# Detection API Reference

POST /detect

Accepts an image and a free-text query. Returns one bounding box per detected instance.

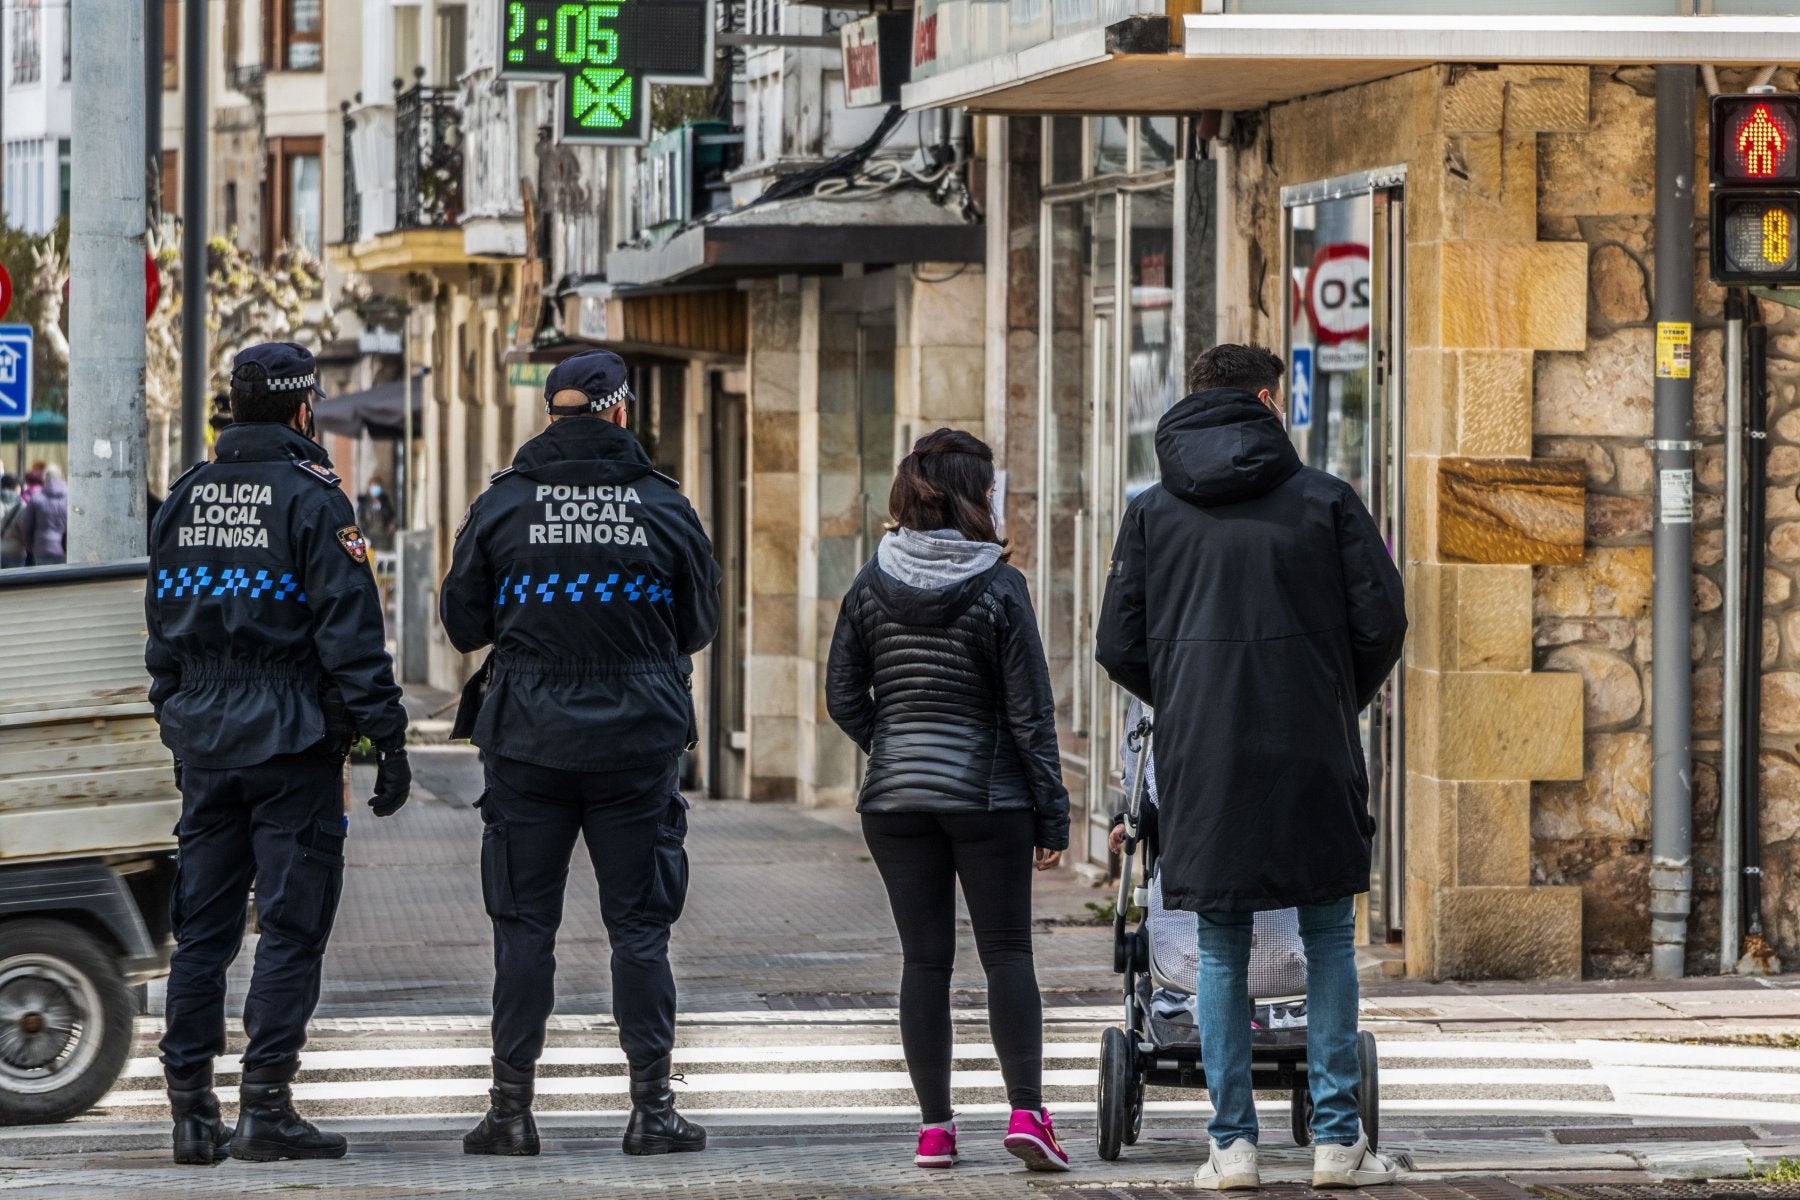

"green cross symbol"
[572,68,632,129]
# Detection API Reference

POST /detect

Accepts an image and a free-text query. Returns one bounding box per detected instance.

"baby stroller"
[1095,709,1379,1161]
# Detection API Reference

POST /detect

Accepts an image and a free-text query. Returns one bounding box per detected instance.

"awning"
[607,189,982,288]
[903,13,1800,115]
[315,375,424,441]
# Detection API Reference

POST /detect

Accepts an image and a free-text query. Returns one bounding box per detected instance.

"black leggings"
[861,809,1043,1123]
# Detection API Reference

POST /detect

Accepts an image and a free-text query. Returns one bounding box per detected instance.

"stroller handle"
[1114,716,1153,952]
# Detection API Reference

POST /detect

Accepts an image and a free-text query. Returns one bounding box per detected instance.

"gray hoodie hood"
[877,527,1002,590]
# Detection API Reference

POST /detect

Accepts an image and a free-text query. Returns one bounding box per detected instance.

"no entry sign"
[1305,243,1371,346]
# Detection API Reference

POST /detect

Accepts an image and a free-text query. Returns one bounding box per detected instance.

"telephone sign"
[1709,94,1800,284]
[499,1,714,146]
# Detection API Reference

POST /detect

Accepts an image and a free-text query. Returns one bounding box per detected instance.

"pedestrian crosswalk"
[60,1018,1800,1132]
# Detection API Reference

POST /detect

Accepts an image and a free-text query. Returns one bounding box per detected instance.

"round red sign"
[0,263,12,321]
[1304,243,1372,346]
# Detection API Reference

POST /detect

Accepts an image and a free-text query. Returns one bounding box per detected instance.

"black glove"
[369,747,412,817]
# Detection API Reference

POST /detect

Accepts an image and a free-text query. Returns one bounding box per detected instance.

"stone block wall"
[1533,67,1800,974]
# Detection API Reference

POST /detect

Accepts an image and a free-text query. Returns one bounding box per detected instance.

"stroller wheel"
[1097,1026,1134,1161]
[1125,1075,1146,1146]
[1357,1029,1380,1151]
[1289,1085,1313,1147]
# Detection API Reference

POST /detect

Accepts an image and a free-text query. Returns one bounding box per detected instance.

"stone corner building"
[890,4,1800,981]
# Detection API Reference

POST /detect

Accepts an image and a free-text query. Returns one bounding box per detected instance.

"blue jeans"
[1193,897,1360,1147]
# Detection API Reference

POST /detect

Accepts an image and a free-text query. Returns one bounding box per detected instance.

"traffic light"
[1710,94,1800,284]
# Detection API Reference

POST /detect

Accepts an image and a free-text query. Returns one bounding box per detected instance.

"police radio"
[1710,93,1800,285]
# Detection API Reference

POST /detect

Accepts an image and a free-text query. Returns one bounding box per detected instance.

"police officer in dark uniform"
[440,350,720,1158]
[146,343,412,1166]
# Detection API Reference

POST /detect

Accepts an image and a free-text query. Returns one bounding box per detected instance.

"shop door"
[1282,174,1406,941]
[1041,185,1177,866]
[708,375,748,800]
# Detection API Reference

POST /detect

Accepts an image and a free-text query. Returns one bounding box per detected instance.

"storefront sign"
[1305,243,1371,346]
[498,0,714,146]
[1290,346,1313,431]
[912,0,939,78]
[841,13,913,108]
[359,328,403,356]
[1318,342,1368,374]
[508,362,552,389]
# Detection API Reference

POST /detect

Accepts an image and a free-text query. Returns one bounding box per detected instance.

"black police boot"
[462,1057,541,1156]
[165,1063,231,1165]
[622,1056,706,1156]
[230,1061,347,1162]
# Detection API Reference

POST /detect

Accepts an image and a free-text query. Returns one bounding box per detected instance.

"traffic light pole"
[67,0,149,563]
[180,0,209,470]
[1649,64,1697,980]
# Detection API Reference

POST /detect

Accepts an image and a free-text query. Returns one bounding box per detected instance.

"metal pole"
[1650,64,1698,980]
[146,0,163,216]
[1743,317,1773,970]
[1721,296,1744,974]
[69,0,149,563]
[179,0,208,469]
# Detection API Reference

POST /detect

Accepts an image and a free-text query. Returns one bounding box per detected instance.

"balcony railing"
[341,103,361,244]
[395,77,464,232]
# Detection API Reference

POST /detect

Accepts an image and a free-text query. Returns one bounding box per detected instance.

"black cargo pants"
[478,755,688,1075]
[161,753,345,1075]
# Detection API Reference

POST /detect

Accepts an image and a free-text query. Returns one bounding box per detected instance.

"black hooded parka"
[1095,389,1407,913]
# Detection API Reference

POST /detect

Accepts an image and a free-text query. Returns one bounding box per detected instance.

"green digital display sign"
[499,1,714,146]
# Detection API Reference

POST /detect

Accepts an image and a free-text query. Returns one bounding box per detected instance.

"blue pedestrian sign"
[1290,345,1314,431]
[0,325,31,424]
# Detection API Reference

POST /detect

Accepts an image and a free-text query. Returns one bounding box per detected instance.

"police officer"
[440,350,720,1158]
[146,343,411,1166]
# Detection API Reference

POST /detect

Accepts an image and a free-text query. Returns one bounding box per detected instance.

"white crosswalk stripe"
[51,1030,1800,1136]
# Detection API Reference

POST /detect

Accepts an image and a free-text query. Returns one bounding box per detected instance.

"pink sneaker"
[1003,1108,1071,1172]
[915,1125,956,1168]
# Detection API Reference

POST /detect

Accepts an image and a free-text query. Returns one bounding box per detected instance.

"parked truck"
[0,560,178,1124]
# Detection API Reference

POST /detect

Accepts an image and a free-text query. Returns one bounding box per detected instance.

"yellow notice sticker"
[1657,321,1692,380]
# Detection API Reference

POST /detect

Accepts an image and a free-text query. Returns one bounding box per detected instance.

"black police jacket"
[825,557,1071,852]
[1095,389,1407,913]
[145,422,408,770]
[439,417,722,772]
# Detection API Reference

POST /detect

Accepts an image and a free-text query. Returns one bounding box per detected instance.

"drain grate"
[765,990,1116,1011]
[1553,1126,1758,1145]
[1533,1186,1800,1200]
[1043,1183,1542,1199]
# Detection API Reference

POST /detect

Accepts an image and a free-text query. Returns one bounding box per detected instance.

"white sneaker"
[1312,1132,1398,1189]
[1192,1137,1260,1190]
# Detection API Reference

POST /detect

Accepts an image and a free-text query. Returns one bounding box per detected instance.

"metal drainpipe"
[1650,64,1698,980]
[1721,293,1744,973]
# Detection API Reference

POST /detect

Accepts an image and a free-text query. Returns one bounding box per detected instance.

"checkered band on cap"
[591,380,630,411]
[265,373,318,393]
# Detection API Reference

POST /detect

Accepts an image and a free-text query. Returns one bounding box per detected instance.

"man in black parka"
[148,342,412,1167]
[440,350,721,1159]
[1096,344,1405,1192]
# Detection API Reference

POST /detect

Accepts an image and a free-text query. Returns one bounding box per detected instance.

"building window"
[435,3,467,82]
[265,137,323,259]
[163,0,179,89]
[223,179,236,230]
[749,0,781,36]
[264,0,323,72]
[57,138,70,221]
[4,141,49,233]
[392,4,421,81]
[11,0,41,85]
[60,4,69,81]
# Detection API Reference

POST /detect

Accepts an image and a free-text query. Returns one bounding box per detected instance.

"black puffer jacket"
[1095,389,1407,913]
[826,531,1070,851]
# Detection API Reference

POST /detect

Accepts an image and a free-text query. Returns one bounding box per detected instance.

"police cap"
[231,342,328,400]
[544,350,632,417]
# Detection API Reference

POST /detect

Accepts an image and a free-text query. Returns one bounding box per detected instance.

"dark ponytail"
[888,428,1008,557]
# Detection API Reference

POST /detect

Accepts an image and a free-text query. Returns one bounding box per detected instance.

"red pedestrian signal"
[1710,93,1800,284]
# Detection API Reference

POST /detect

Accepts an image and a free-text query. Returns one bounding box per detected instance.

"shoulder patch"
[489,466,516,483]
[455,505,474,539]
[651,469,682,490]
[335,525,371,564]
[293,459,341,487]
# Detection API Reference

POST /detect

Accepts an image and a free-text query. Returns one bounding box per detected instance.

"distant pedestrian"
[440,350,721,1160]
[825,429,1072,1174]
[356,477,397,551]
[20,465,44,504]
[0,474,26,567]
[1096,344,1407,1191]
[17,464,68,565]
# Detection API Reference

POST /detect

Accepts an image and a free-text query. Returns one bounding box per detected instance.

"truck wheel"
[0,919,134,1125]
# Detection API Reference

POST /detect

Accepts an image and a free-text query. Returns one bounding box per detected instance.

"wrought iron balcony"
[395,76,465,232]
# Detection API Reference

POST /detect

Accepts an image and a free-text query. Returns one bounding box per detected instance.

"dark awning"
[316,375,424,441]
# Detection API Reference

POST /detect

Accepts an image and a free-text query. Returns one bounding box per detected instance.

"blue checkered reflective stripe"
[156,565,305,603]
[493,572,676,607]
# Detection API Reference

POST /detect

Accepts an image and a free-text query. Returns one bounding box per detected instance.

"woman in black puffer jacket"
[826,428,1071,1173]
